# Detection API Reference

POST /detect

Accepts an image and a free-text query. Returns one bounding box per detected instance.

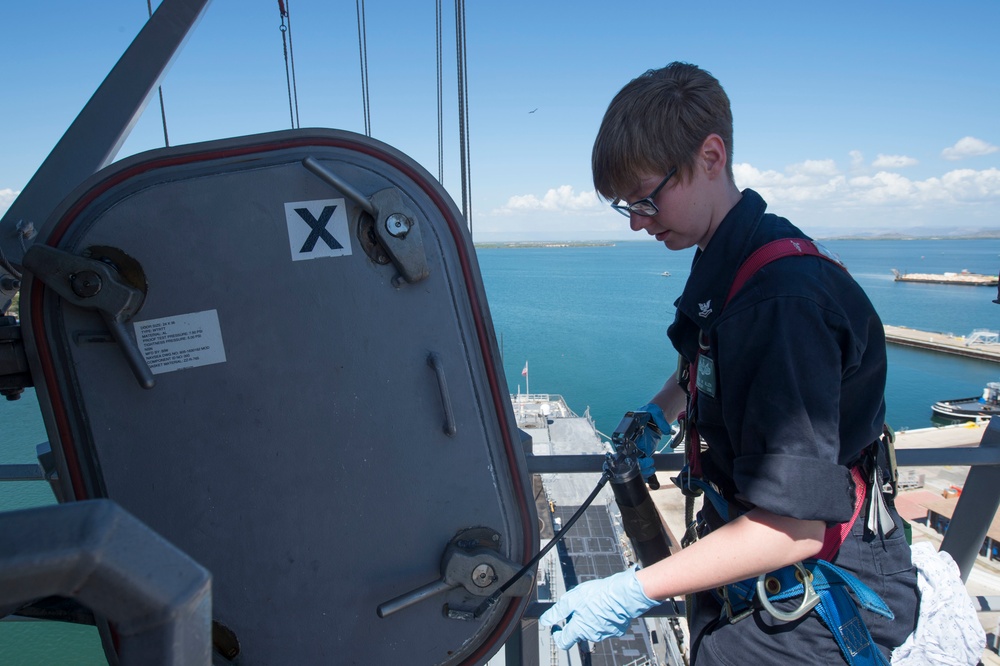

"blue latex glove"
[539,567,659,650]
[633,402,671,481]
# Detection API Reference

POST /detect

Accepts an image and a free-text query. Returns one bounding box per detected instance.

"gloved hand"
[539,567,659,650]
[633,402,671,481]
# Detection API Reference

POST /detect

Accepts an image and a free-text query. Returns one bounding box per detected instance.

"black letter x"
[295,206,342,252]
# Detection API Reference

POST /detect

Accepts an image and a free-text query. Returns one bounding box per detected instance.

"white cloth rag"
[891,542,986,665]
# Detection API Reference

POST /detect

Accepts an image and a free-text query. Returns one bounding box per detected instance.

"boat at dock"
[932,382,1000,421]
[892,268,998,286]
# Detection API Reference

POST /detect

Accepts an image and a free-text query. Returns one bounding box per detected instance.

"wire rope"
[473,471,612,618]
[454,0,472,232]
[435,0,444,184]
[356,0,372,136]
[284,0,301,128]
[277,0,298,129]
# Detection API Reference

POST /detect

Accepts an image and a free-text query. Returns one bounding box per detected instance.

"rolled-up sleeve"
[716,292,858,523]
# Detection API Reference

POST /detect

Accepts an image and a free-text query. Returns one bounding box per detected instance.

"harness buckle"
[756,562,821,623]
[720,585,755,624]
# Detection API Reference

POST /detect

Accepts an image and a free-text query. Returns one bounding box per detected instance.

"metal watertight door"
[21,129,537,665]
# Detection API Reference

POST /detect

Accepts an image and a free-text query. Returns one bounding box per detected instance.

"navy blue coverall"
[666,189,919,664]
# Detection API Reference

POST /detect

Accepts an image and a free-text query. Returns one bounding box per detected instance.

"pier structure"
[884,324,1000,363]
[892,269,998,286]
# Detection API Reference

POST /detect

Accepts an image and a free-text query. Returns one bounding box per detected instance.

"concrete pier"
[893,270,998,286]
[885,324,1000,363]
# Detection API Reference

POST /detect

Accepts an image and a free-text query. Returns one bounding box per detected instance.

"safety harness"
[673,238,899,666]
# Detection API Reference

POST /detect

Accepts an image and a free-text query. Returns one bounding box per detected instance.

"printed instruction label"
[134,310,227,375]
[284,198,353,261]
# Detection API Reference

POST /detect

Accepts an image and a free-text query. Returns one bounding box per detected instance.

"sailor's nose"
[629,213,649,232]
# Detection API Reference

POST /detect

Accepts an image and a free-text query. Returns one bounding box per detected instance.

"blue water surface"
[478,238,1000,437]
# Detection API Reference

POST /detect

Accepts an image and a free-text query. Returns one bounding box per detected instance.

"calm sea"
[1,238,998,662]
[480,238,1000,438]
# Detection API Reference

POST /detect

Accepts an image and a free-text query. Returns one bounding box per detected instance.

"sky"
[1,0,999,242]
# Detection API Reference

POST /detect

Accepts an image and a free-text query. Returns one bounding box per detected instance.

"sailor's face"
[624,170,713,251]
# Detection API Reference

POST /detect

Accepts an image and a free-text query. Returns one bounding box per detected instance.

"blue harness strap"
[684,476,894,666]
[717,560,893,666]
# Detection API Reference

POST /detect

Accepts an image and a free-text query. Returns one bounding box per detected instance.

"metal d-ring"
[756,562,820,622]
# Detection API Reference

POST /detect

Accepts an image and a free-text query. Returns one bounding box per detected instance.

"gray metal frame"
[0,0,213,312]
[941,418,1000,579]
[0,499,211,665]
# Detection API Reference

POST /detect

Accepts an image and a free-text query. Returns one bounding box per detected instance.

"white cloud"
[872,154,918,169]
[849,150,865,171]
[0,189,17,216]
[787,159,839,178]
[480,161,1000,240]
[735,162,848,202]
[495,185,603,215]
[736,160,1000,209]
[939,168,1000,201]
[942,136,998,161]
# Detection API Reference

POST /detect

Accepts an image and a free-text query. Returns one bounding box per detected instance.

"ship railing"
[503,418,1000,665]
[966,329,1000,346]
[511,392,558,403]
[518,416,1000,614]
[4,422,1000,665]
[4,423,999,585]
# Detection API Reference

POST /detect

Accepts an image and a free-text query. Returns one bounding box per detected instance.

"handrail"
[524,419,1000,584]
[0,499,211,665]
[940,418,1000,579]
[524,447,1000,474]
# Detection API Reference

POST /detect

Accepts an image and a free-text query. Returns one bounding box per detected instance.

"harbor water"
[1,237,999,663]
[480,238,1000,438]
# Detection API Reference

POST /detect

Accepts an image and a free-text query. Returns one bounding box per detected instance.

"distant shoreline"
[473,241,616,249]
[818,232,1000,241]
[474,234,1000,248]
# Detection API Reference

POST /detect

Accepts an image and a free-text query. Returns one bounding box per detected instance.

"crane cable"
[455,0,472,231]
[435,0,444,184]
[278,0,301,129]
[146,0,170,146]
[356,0,372,137]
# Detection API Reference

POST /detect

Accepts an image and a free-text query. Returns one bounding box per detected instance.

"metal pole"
[940,417,1000,581]
[0,0,213,272]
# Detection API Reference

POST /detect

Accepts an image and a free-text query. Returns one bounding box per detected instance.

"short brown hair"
[592,62,734,201]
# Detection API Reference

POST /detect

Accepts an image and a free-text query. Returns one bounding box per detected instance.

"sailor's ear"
[698,134,728,180]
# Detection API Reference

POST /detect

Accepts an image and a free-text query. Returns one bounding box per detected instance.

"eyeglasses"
[610,167,677,217]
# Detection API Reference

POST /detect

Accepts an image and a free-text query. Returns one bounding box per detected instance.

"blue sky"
[2,0,998,241]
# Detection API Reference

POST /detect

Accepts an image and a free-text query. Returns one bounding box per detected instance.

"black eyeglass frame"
[610,167,678,217]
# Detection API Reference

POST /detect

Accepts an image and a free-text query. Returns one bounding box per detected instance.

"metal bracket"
[376,528,533,619]
[301,158,429,284]
[370,187,429,284]
[23,245,155,389]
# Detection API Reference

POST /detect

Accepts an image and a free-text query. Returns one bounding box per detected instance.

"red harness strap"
[685,238,864,557]
[817,466,868,561]
[725,238,841,305]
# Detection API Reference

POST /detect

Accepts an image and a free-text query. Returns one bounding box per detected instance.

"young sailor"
[540,62,919,664]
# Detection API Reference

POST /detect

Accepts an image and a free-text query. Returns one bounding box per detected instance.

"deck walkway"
[884,324,1000,363]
